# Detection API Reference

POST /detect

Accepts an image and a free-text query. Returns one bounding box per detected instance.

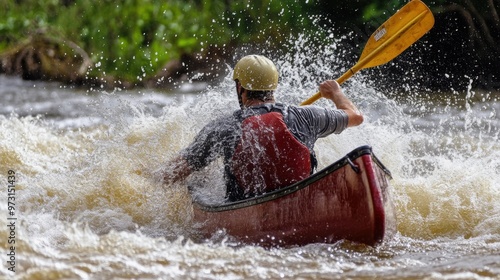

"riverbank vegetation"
[1,0,499,90]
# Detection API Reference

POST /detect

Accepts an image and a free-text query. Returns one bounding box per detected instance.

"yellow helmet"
[233,55,278,91]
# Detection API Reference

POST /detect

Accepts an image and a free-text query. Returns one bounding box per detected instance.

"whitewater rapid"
[1,41,499,278]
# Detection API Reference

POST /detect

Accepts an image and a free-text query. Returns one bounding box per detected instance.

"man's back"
[231,111,312,197]
[182,103,349,200]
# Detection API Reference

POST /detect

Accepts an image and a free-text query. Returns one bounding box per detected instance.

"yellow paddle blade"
[300,0,434,106]
[359,0,434,69]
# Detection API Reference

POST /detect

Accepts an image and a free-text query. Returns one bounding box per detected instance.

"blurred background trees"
[0,0,498,89]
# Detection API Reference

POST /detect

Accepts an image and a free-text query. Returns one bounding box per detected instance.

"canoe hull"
[192,146,395,247]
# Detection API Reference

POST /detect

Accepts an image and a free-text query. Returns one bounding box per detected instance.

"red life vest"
[231,112,311,197]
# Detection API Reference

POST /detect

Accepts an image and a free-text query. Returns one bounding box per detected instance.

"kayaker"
[158,54,363,201]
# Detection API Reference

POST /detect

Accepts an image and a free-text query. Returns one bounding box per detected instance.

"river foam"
[0,33,499,278]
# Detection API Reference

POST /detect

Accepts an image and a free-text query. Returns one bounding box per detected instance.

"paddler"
[158,54,363,201]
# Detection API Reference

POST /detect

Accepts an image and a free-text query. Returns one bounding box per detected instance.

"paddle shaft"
[301,71,353,106]
[300,4,431,106]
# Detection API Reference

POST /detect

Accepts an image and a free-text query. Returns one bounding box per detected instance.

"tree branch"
[463,0,496,45]
[444,3,484,50]
[488,0,500,33]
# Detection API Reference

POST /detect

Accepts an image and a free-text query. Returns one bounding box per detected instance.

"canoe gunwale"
[193,145,391,212]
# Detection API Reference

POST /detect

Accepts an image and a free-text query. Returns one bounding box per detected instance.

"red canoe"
[192,145,396,247]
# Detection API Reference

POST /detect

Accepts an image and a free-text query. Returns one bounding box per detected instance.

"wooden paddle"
[300,0,435,105]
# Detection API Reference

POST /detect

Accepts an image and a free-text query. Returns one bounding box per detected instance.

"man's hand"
[319,80,364,127]
[155,155,193,185]
[319,80,342,100]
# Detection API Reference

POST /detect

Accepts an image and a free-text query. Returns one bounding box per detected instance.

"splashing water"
[1,32,499,279]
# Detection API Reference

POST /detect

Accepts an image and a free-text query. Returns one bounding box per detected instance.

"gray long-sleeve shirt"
[181,102,348,199]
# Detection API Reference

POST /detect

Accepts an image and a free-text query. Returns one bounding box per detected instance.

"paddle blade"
[358,0,434,69]
[300,0,434,106]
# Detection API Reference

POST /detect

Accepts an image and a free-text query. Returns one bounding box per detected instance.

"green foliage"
[362,0,403,22]
[0,0,316,82]
[2,0,495,84]
[220,0,314,44]
[55,0,214,81]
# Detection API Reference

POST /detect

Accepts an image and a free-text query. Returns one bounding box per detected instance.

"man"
[159,54,363,201]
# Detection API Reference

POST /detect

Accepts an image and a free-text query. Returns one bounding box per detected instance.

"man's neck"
[244,99,274,108]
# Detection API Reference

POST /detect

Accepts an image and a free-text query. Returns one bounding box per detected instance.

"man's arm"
[158,155,193,185]
[319,80,364,127]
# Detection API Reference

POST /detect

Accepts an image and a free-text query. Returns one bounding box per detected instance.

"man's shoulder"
[285,104,347,123]
[284,103,324,115]
[201,111,241,131]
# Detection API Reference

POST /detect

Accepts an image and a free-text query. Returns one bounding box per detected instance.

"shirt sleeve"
[312,106,349,137]
[180,115,238,171]
[284,105,349,150]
